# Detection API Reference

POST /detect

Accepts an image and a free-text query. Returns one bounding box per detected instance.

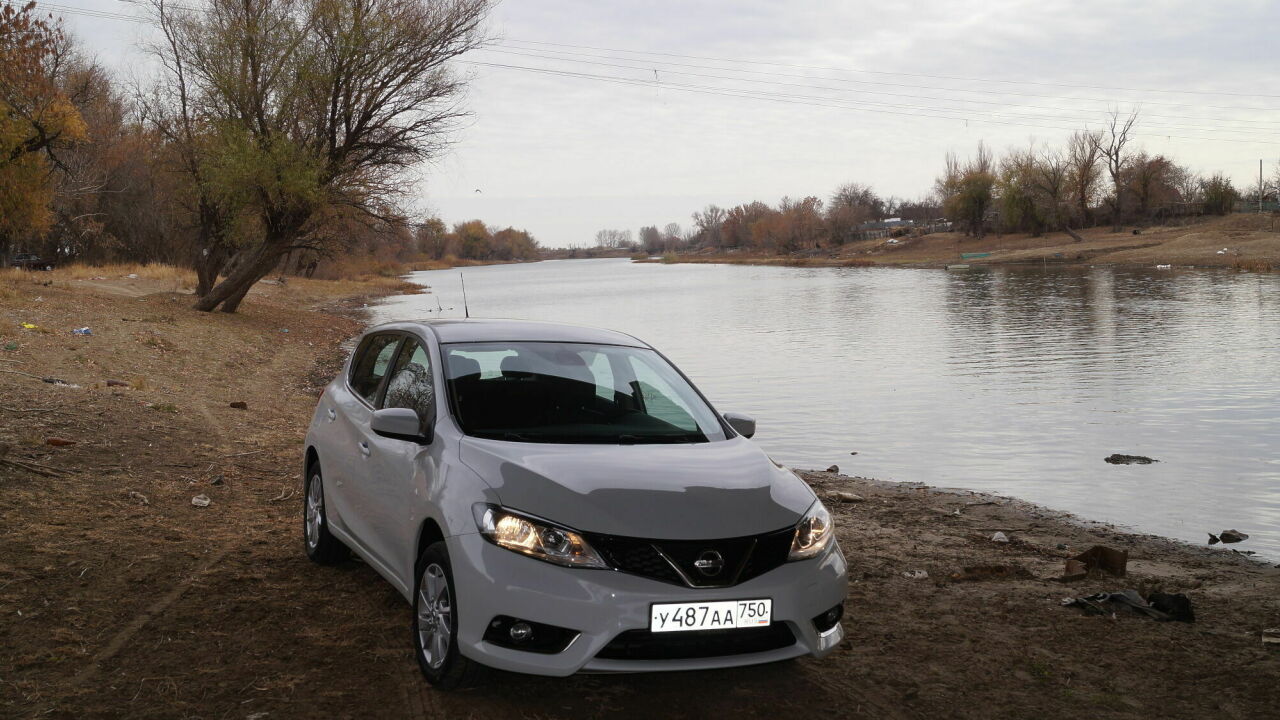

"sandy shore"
[642,214,1279,270]
[2,271,1277,718]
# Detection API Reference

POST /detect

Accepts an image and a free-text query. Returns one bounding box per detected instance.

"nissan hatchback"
[303,319,847,687]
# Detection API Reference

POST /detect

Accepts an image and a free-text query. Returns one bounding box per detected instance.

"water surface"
[373,259,1280,558]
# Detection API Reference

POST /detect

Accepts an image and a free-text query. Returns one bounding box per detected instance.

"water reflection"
[373,260,1280,558]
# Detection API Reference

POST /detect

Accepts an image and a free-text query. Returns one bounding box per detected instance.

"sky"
[41,0,1280,247]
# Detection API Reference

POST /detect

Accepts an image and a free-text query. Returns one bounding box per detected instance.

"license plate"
[649,599,772,633]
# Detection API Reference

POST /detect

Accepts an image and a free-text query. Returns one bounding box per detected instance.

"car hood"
[458,436,815,540]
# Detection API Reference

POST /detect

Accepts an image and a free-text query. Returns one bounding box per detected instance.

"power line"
[475,47,1280,132]
[463,60,1280,146]
[497,41,1280,114]
[504,38,1280,100]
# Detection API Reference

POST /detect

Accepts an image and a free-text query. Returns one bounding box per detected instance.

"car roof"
[369,319,651,348]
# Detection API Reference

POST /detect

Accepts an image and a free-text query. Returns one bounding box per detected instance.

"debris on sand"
[902,570,929,580]
[45,437,76,447]
[1062,590,1194,623]
[1105,453,1157,465]
[128,491,149,505]
[1263,628,1280,647]
[829,491,865,503]
[106,379,129,387]
[191,494,211,508]
[991,531,1010,543]
[1060,545,1128,581]
[229,401,248,410]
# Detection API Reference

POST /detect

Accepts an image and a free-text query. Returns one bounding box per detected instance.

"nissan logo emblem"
[693,550,725,577]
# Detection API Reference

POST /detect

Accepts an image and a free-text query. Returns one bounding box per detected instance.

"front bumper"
[446,532,848,676]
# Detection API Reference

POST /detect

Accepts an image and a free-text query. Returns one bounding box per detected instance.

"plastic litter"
[126,273,138,279]
[991,531,1009,543]
[128,491,149,505]
[828,491,865,503]
[902,570,929,580]
[71,327,92,335]
[3,341,17,351]
[191,494,212,508]
[20,322,38,330]
[1263,628,1280,646]
[229,401,248,410]
[45,437,75,447]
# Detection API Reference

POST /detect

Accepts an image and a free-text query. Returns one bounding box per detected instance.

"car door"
[330,332,404,561]
[360,333,439,585]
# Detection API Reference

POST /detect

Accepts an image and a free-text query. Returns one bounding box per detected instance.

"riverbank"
[639,214,1279,270]
[2,273,1278,718]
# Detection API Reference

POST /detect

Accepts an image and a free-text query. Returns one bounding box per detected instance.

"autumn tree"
[826,182,882,244]
[638,225,663,254]
[149,0,490,312]
[0,2,87,255]
[1200,173,1237,215]
[691,204,726,247]
[937,143,996,239]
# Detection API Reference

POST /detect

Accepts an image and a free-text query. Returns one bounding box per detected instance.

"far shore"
[634,214,1278,271]
[2,271,1277,718]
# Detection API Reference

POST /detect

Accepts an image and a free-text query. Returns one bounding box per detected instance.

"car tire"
[303,466,349,564]
[413,542,484,689]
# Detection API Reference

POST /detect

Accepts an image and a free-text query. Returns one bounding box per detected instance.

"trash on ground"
[1148,592,1196,622]
[1263,628,1280,646]
[41,377,69,385]
[191,494,211,508]
[229,401,248,409]
[828,491,864,503]
[280,328,290,333]
[1061,589,1194,622]
[1156,264,1172,269]
[45,437,75,447]
[128,491,149,505]
[71,327,92,335]
[991,531,1009,543]
[902,570,929,580]
[3,341,17,351]
[210,475,225,486]
[125,273,138,279]
[1105,453,1157,465]
[20,322,39,330]
[1060,545,1128,581]
[825,464,839,473]
[949,565,1030,582]
[106,379,129,387]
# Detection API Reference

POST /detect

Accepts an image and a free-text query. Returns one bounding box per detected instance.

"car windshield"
[443,341,728,444]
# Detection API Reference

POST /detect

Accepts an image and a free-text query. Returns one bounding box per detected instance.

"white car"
[303,319,847,687]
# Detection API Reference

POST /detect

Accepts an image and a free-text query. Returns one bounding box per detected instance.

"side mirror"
[723,412,756,439]
[371,407,434,445]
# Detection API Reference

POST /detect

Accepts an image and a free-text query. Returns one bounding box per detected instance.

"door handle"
[359,441,371,457]
[327,408,336,422]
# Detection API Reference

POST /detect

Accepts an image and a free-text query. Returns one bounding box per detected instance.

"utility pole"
[1261,159,1266,214]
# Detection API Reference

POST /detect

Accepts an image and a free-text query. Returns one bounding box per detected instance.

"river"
[371,259,1280,559]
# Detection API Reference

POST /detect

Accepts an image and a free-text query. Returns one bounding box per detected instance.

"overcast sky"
[53,0,1280,247]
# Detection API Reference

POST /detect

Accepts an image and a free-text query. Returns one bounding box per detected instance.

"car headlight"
[788,501,834,561]
[474,505,608,569]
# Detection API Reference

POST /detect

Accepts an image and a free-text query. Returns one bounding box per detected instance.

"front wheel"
[303,466,349,564]
[413,542,484,688]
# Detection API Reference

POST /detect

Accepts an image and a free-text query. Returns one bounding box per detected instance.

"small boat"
[946,264,970,270]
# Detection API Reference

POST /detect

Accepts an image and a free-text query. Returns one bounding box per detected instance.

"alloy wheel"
[417,563,452,669]
[305,473,323,549]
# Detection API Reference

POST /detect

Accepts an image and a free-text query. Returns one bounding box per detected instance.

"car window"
[350,334,402,404]
[383,336,435,424]
[442,341,726,444]
[626,355,700,433]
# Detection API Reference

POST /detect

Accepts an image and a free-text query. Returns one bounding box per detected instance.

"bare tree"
[1090,109,1139,231]
[1032,148,1083,241]
[1066,130,1102,229]
[691,204,726,247]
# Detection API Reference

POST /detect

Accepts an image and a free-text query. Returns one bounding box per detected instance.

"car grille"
[585,527,794,588]
[595,623,797,661]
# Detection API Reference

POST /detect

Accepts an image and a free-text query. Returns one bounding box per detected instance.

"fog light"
[812,604,844,633]
[509,622,533,642]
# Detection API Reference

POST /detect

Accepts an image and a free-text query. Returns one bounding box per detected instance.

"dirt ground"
[657,214,1280,270]
[2,272,1278,719]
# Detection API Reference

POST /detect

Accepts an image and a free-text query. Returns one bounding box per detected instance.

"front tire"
[413,542,483,689]
[303,466,349,564]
